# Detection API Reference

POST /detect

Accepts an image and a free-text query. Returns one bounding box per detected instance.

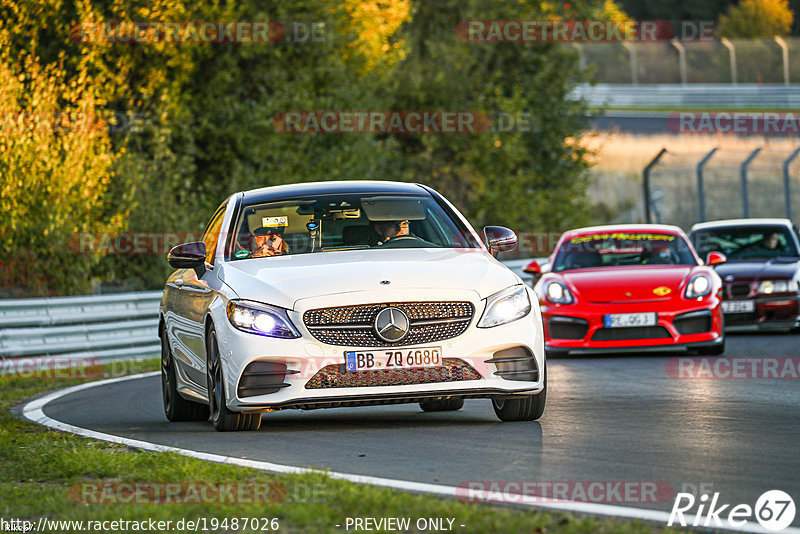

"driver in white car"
[251,226,289,257]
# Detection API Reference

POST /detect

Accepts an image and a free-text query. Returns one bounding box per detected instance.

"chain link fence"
[640,147,800,230]
[575,38,800,84]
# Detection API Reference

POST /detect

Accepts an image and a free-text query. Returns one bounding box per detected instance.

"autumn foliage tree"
[720,0,793,37]
[0,29,123,296]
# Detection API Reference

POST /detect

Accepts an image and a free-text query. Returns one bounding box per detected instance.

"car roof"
[560,224,686,241]
[690,218,793,232]
[240,180,427,204]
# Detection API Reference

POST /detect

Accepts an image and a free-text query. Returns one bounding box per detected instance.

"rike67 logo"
[669,490,796,531]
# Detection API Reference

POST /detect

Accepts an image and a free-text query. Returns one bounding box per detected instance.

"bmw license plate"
[345,347,442,372]
[603,312,657,328]
[722,300,755,314]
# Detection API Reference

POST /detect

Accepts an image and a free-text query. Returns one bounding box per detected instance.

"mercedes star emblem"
[374,307,410,342]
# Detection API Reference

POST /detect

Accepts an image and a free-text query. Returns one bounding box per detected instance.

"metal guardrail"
[573,83,800,109]
[0,291,162,362]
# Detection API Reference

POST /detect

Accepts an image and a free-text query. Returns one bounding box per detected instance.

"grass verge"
[1,359,677,533]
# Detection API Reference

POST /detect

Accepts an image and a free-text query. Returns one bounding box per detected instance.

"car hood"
[557,266,694,303]
[218,248,519,310]
[713,258,799,282]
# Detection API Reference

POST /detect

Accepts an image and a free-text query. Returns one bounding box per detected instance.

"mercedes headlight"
[685,274,712,299]
[545,281,574,304]
[758,280,791,295]
[478,285,532,328]
[226,300,300,338]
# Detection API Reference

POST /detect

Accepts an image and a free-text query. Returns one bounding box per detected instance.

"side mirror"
[523,260,541,275]
[168,241,207,273]
[706,251,726,266]
[483,226,518,257]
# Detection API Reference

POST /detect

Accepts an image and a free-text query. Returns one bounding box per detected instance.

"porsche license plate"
[345,347,442,372]
[722,300,755,314]
[603,312,658,328]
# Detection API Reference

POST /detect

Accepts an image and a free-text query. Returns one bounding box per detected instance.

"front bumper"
[723,293,800,332]
[542,297,723,353]
[213,290,546,412]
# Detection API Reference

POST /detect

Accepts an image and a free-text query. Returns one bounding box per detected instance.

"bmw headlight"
[226,300,300,338]
[758,280,791,294]
[545,281,574,304]
[478,285,532,328]
[685,274,712,299]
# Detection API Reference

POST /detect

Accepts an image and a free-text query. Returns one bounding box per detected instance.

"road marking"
[20,372,800,534]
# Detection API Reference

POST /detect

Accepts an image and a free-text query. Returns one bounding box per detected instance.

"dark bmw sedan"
[689,219,800,332]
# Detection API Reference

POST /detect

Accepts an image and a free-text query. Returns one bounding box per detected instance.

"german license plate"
[345,347,442,372]
[603,312,658,328]
[722,300,755,314]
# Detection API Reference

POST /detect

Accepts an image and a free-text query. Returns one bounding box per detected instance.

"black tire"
[492,367,546,422]
[161,326,209,422]
[696,339,725,356]
[206,328,261,432]
[419,397,464,412]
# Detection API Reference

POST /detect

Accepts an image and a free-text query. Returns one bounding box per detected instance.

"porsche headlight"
[545,281,574,304]
[478,285,532,328]
[685,274,712,299]
[758,280,791,294]
[226,300,300,338]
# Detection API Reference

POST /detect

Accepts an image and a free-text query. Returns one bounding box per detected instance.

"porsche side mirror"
[523,260,541,275]
[168,241,207,274]
[706,251,726,266]
[523,259,544,286]
[483,226,518,257]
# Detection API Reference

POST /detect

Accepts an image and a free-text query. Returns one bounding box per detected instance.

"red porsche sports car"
[532,225,725,356]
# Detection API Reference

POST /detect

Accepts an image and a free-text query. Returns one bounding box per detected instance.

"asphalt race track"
[30,333,800,527]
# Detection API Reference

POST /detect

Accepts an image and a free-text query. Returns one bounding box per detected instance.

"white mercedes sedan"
[159,181,545,431]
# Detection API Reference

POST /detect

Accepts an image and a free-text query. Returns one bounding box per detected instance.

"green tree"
[386,0,594,235]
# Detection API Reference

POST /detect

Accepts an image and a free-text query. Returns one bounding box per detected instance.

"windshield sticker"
[234,249,251,259]
[262,216,288,228]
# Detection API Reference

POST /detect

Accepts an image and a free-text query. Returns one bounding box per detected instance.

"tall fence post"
[671,40,687,85]
[721,38,737,84]
[696,147,719,223]
[572,43,586,71]
[740,148,762,218]
[623,42,639,84]
[783,147,800,219]
[775,36,790,85]
[643,148,668,223]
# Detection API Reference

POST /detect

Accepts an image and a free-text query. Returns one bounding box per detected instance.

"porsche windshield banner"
[568,233,677,252]
[570,233,676,244]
